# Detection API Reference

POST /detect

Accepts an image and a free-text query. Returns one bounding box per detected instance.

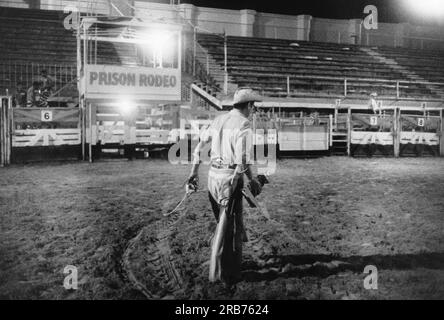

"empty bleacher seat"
[197,33,444,100]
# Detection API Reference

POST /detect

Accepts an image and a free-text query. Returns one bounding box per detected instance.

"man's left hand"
[248,178,262,197]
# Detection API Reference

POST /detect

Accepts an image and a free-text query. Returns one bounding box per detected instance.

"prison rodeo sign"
[81,65,181,101]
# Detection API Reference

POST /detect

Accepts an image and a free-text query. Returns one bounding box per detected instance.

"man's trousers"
[207,168,244,285]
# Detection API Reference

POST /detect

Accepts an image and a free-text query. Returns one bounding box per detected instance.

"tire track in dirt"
[121,191,208,299]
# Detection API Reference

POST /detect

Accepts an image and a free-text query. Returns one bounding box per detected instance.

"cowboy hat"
[232,87,262,105]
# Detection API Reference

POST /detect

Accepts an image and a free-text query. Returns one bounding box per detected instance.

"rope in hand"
[163,177,200,217]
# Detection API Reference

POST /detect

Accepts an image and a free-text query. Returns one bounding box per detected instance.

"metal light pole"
[224,32,228,95]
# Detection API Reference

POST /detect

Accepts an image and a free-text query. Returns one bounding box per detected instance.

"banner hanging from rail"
[81,65,181,101]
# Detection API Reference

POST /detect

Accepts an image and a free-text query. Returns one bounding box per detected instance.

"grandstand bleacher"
[196,33,444,100]
[377,46,444,83]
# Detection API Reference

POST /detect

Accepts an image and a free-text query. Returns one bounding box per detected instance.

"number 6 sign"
[41,110,53,122]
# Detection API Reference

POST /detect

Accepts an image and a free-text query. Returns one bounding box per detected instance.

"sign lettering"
[83,65,181,100]
[363,5,378,30]
[41,110,53,122]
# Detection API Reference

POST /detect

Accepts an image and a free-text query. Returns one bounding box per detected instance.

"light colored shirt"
[199,109,253,166]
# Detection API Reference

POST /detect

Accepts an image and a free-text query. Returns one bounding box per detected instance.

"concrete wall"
[0,0,32,8]
[408,24,444,50]
[310,18,354,44]
[193,6,243,36]
[1,0,443,50]
[255,12,311,40]
[134,1,178,22]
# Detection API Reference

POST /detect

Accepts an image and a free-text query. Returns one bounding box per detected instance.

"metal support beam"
[287,76,290,96]
[224,33,228,95]
[394,108,400,158]
[440,109,444,157]
[88,103,93,163]
[193,27,197,77]
[347,108,351,156]
[0,97,12,166]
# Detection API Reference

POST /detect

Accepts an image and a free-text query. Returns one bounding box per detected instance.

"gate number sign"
[417,118,425,127]
[41,110,53,122]
[370,116,378,126]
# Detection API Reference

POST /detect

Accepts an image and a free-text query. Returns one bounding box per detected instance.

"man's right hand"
[186,172,199,193]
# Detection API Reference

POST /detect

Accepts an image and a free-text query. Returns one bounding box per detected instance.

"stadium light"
[141,29,173,52]
[139,29,176,68]
[404,0,444,18]
[116,98,137,116]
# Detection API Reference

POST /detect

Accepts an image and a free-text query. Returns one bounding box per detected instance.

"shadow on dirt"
[241,252,444,282]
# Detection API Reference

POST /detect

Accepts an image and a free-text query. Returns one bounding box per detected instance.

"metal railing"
[184,28,227,94]
[226,74,444,100]
[0,62,77,96]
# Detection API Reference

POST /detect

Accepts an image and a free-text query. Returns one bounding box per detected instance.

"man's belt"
[211,163,236,170]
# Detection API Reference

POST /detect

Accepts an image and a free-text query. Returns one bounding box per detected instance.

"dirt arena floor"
[1,157,444,300]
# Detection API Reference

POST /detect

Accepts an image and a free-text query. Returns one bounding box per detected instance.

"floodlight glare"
[116,98,137,116]
[405,0,444,18]
[142,30,172,51]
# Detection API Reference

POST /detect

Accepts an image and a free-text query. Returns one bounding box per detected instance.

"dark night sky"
[178,0,443,25]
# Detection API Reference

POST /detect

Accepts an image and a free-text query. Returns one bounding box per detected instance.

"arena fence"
[350,112,396,157]
[253,113,332,152]
[1,103,444,164]
[340,108,443,157]
[399,110,442,157]
[12,107,80,146]
[250,106,444,157]
[1,102,180,163]
[84,104,179,160]
[3,104,81,163]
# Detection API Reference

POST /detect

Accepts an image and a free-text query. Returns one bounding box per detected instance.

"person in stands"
[27,81,42,108]
[39,69,55,92]
[13,81,27,108]
[38,70,55,107]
